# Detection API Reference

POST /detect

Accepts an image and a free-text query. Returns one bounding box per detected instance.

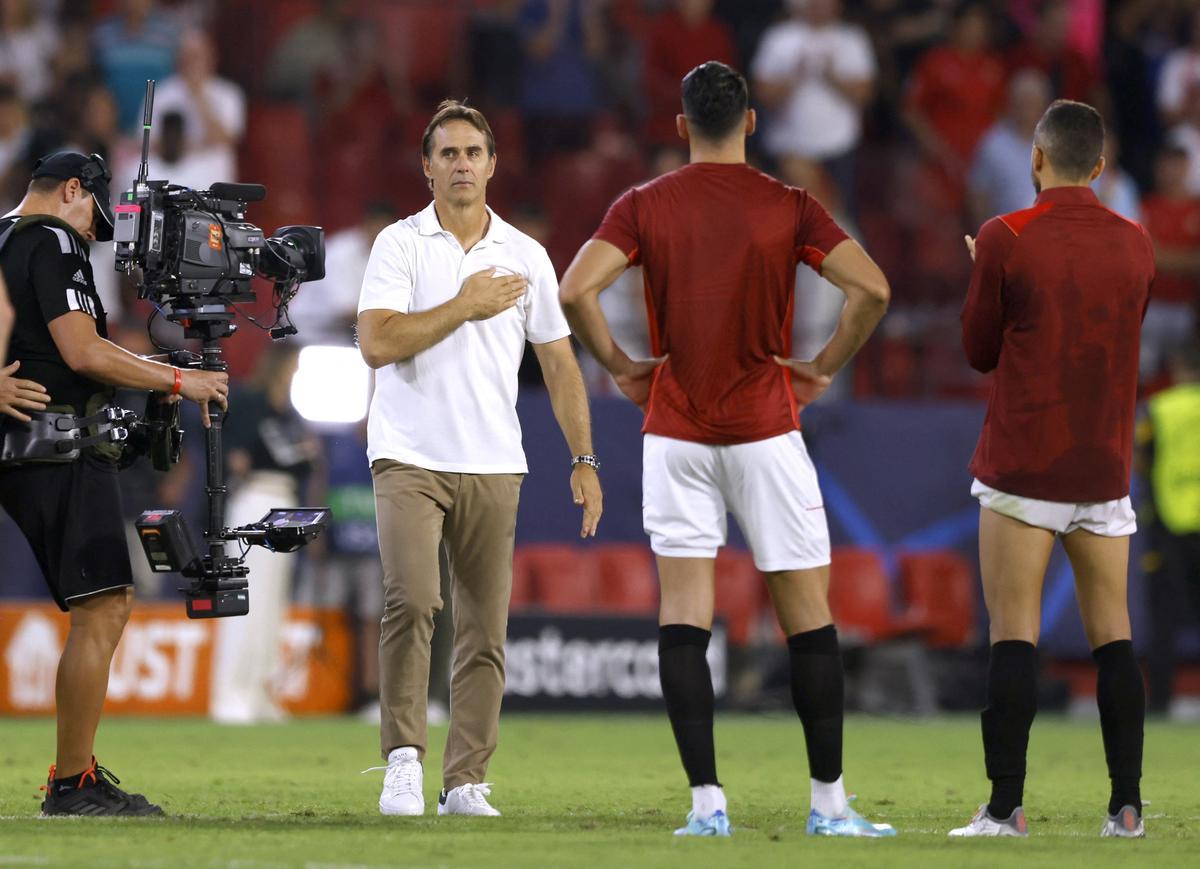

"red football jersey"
[962,186,1155,502]
[593,162,849,445]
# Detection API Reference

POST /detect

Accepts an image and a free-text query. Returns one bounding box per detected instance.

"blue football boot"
[673,809,732,836]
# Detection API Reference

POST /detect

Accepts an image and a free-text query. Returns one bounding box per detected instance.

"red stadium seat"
[898,550,977,648]
[512,544,598,613]
[376,3,468,97]
[714,549,764,647]
[239,102,315,229]
[592,544,658,615]
[829,547,929,644]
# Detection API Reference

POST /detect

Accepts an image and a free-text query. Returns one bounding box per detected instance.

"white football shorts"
[971,479,1136,537]
[642,430,831,571]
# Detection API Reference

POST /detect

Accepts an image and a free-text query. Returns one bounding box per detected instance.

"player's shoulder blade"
[996,201,1055,237]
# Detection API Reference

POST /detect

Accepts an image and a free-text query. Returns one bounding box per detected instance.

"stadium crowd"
[0,0,1197,395]
[2,0,1200,719]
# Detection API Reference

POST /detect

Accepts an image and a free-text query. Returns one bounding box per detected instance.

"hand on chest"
[413,249,531,320]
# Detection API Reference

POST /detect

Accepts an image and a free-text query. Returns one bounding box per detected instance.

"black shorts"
[0,453,133,610]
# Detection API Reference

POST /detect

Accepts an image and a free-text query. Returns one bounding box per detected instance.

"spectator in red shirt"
[560,61,894,839]
[642,0,736,148]
[952,101,1153,840]
[1139,145,1200,380]
[903,2,1006,195]
[1007,0,1100,104]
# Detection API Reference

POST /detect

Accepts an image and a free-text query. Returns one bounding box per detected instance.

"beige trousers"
[371,459,522,788]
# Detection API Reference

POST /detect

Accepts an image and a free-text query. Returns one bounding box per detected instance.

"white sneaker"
[1100,805,1145,838]
[437,783,501,816]
[948,804,1028,837]
[371,747,424,816]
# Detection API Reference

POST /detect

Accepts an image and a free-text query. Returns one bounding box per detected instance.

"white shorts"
[642,431,831,572]
[970,479,1137,537]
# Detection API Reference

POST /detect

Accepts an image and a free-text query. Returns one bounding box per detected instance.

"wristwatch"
[571,454,600,471]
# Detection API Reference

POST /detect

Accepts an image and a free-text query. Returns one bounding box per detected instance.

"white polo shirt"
[358,202,570,474]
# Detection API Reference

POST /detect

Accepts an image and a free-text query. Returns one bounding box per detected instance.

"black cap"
[31,151,115,242]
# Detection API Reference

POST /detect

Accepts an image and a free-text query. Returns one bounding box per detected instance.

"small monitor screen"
[260,508,329,528]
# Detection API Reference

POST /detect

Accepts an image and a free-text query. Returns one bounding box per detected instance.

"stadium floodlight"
[290,345,370,424]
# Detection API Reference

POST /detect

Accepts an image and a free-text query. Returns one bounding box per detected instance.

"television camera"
[116,80,330,618]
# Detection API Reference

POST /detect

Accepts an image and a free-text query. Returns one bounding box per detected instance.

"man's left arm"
[527,247,603,538]
[532,337,602,538]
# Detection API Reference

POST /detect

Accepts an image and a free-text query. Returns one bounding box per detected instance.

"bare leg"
[55,588,133,777]
[657,556,715,628]
[979,508,1055,644]
[976,507,1055,819]
[1062,530,1132,648]
[764,565,831,635]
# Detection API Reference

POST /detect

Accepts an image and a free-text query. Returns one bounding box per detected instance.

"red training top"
[593,162,849,445]
[962,186,1155,502]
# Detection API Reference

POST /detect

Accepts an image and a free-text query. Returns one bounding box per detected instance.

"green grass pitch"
[0,714,1196,867]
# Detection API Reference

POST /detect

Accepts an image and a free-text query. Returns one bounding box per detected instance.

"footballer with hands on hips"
[952,101,1153,840]
[356,101,601,819]
[559,62,894,838]
[0,151,228,817]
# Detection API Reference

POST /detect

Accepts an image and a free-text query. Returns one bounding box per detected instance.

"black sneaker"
[40,758,164,817]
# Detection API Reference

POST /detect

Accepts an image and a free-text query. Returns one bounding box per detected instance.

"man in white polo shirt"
[356,101,602,818]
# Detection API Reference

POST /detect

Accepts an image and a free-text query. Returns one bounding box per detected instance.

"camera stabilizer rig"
[120,80,330,618]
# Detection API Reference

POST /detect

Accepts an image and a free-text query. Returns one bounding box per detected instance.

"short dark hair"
[1034,99,1105,180]
[421,100,496,159]
[27,176,62,194]
[681,61,748,141]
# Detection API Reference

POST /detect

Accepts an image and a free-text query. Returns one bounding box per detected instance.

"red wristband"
[171,367,183,395]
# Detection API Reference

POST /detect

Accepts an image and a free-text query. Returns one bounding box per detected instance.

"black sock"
[1093,639,1144,816]
[659,624,719,787]
[52,771,86,794]
[787,624,844,784]
[982,640,1038,819]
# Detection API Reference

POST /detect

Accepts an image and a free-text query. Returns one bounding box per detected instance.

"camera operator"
[0,151,228,817]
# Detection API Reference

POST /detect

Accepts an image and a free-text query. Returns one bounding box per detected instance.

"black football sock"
[51,771,86,794]
[1093,639,1144,816]
[659,624,719,787]
[982,640,1038,819]
[787,624,844,784]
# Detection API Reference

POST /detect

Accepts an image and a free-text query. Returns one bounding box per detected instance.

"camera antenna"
[138,80,155,188]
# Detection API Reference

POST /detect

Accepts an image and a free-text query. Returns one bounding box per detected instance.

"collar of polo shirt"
[417,203,510,246]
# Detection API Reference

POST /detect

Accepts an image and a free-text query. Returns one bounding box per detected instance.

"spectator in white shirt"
[0,0,60,103]
[288,201,399,346]
[751,0,875,213]
[1158,9,1200,129]
[142,28,245,185]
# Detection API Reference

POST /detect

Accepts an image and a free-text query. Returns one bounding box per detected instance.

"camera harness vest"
[0,214,128,465]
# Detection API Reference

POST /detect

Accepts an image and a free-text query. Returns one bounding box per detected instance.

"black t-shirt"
[223,386,316,486]
[0,215,110,415]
